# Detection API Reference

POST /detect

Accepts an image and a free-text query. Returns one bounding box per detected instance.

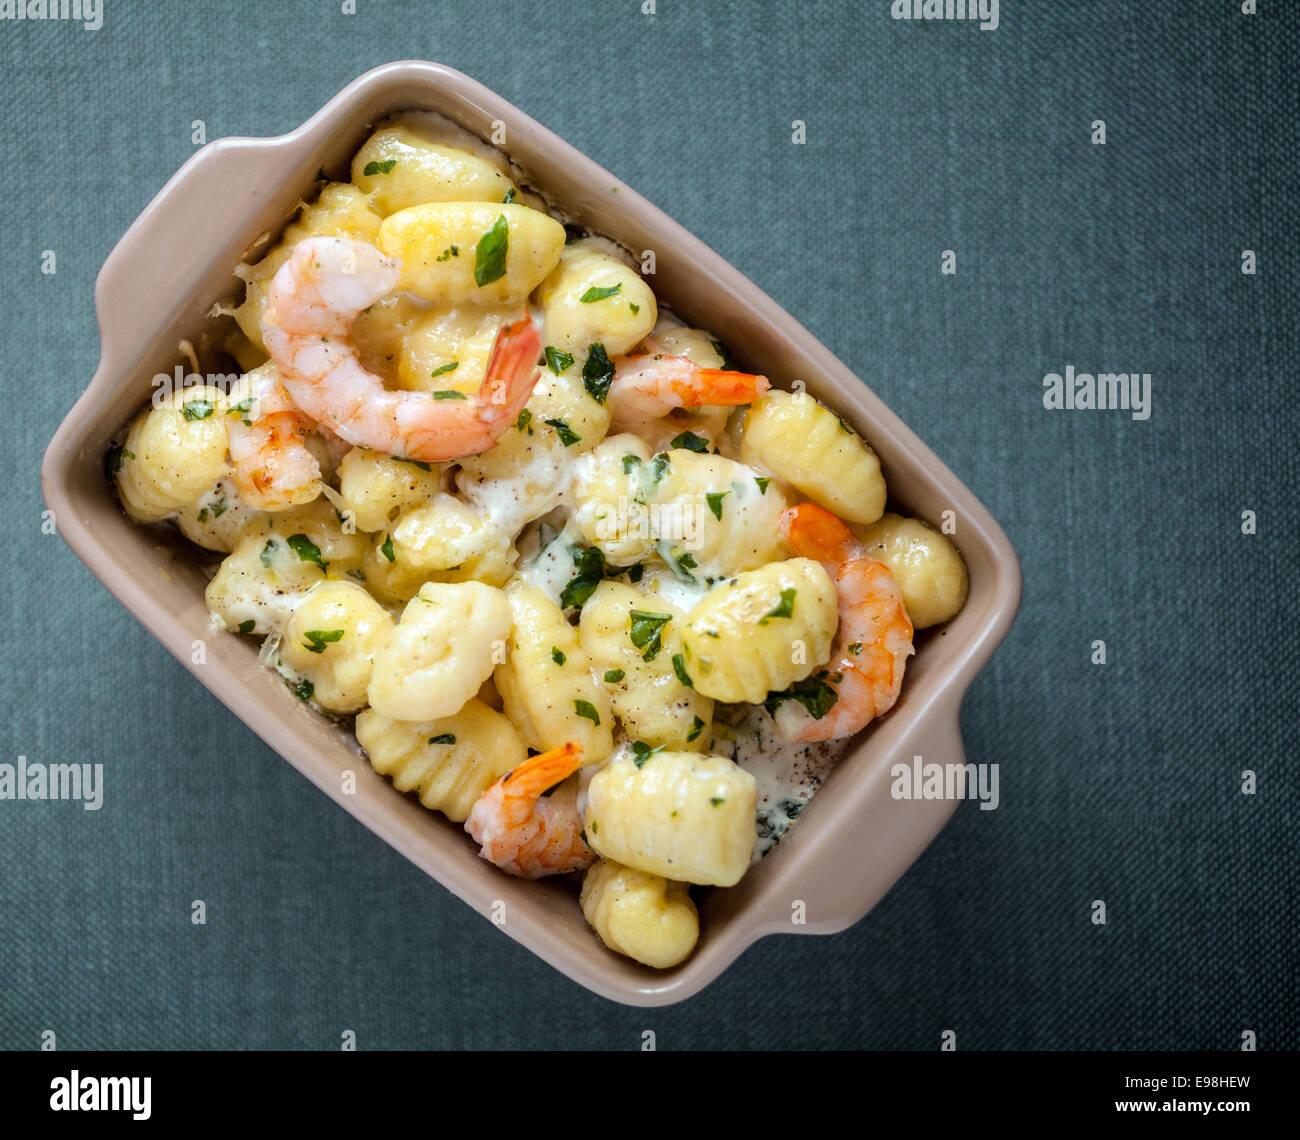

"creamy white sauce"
[717,705,847,862]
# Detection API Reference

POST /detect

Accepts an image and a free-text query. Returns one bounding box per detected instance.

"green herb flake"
[237,620,255,634]
[429,361,460,379]
[432,388,467,399]
[427,733,456,746]
[628,610,672,662]
[755,476,771,494]
[197,508,209,523]
[380,534,395,563]
[647,452,671,486]
[581,343,615,404]
[672,653,694,688]
[603,669,625,684]
[710,796,726,807]
[287,533,326,570]
[545,418,581,446]
[686,715,705,743]
[710,339,735,370]
[706,490,729,520]
[560,546,606,610]
[473,214,510,287]
[621,454,642,474]
[628,564,645,584]
[629,302,640,315]
[545,346,575,374]
[765,675,839,721]
[211,498,228,518]
[515,407,533,434]
[290,677,315,702]
[303,629,345,654]
[574,699,601,726]
[551,646,567,666]
[669,431,709,453]
[761,587,797,623]
[182,399,216,421]
[363,159,397,176]
[503,187,517,204]
[259,539,279,568]
[579,283,622,303]
[631,740,667,768]
[435,244,460,262]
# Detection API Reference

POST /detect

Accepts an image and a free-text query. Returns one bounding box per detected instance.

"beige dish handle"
[743,699,968,939]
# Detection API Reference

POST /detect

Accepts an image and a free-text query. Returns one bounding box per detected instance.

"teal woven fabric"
[4,0,1296,1049]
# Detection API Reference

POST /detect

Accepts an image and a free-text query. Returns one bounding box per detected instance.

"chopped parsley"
[710,339,735,370]
[106,445,133,473]
[226,397,254,425]
[428,733,456,746]
[560,546,607,609]
[646,452,671,486]
[259,539,279,568]
[286,533,326,570]
[432,389,467,399]
[706,490,729,520]
[755,476,771,494]
[289,677,314,702]
[671,653,694,688]
[761,587,797,623]
[658,543,697,584]
[237,620,255,634]
[669,431,709,453]
[362,159,397,176]
[182,399,215,421]
[545,417,581,446]
[686,715,705,743]
[379,533,395,563]
[629,302,640,315]
[435,244,460,262]
[765,675,839,721]
[574,699,601,726]
[392,456,432,470]
[302,629,345,654]
[581,343,615,403]
[579,284,622,303]
[628,610,671,662]
[621,453,642,474]
[545,346,575,374]
[473,214,510,287]
[515,407,533,434]
[551,646,566,666]
[710,796,726,807]
[603,669,625,684]
[631,740,667,768]
[503,187,517,204]
[429,361,460,379]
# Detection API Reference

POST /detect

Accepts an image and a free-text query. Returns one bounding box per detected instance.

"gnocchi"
[580,859,699,969]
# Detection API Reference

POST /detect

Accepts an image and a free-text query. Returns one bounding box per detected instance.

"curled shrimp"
[464,742,594,879]
[227,363,322,511]
[608,353,770,434]
[774,502,914,742]
[262,236,542,463]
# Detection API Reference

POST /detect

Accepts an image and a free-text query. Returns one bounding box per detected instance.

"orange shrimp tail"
[779,502,864,563]
[680,369,770,408]
[477,315,542,425]
[499,742,584,798]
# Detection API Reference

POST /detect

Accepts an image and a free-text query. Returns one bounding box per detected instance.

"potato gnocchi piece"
[377,202,565,305]
[114,385,231,523]
[241,499,367,576]
[569,434,657,564]
[367,581,511,722]
[585,752,758,887]
[578,580,713,751]
[397,303,516,395]
[645,449,792,578]
[740,389,886,524]
[458,369,612,536]
[391,493,517,588]
[647,324,728,368]
[356,699,526,822]
[351,123,517,216]
[234,182,382,354]
[580,859,699,969]
[681,558,837,704]
[494,581,614,760]
[337,447,448,534]
[205,531,326,635]
[853,513,969,629]
[175,476,266,553]
[536,238,657,362]
[280,581,395,713]
[351,293,429,389]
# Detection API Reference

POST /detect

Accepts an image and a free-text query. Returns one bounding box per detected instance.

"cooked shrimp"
[227,363,322,511]
[262,236,542,462]
[608,353,770,433]
[774,502,914,742]
[464,742,594,878]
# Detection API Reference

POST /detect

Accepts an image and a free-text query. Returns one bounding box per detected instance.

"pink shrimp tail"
[779,502,864,565]
[476,315,543,431]
[680,368,770,408]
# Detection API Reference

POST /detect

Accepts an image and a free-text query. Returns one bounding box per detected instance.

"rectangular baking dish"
[41,60,1021,1006]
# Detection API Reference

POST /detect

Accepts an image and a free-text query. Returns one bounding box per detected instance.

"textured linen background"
[4,0,1297,1049]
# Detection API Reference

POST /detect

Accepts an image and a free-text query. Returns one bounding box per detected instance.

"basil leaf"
[473,214,510,286]
[560,546,606,609]
[581,343,614,403]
